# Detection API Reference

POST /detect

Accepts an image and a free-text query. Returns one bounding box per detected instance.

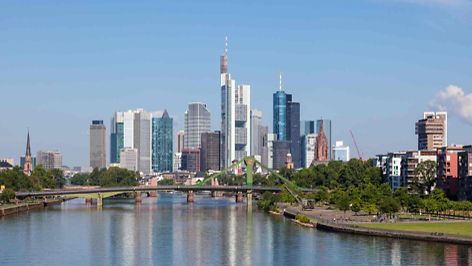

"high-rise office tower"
[272,140,291,170]
[301,120,315,136]
[273,75,288,141]
[287,101,301,168]
[316,119,332,160]
[36,150,62,170]
[251,109,267,159]
[181,148,201,172]
[90,120,107,169]
[416,111,447,151]
[176,130,185,153]
[200,131,221,171]
[134,109,152,175]
[220,38,251,167]
[110,112,124,164]
[184,102,211,149]
[272,74,301,167]
[304,133,317,168]
[23,131,33,175]
[266,133,277,169]
[152,110,173,172]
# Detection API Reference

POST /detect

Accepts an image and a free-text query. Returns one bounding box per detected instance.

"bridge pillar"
[246,192,253,206]
[97,194,103,207]
[135,192,142,203]
[235,191,244,203]
[187,190,194,203]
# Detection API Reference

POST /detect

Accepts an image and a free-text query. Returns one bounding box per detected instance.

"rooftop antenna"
[225,36,228,56]
[279,72,282,91]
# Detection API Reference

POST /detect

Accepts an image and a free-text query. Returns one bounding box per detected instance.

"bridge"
[15,156,313,208]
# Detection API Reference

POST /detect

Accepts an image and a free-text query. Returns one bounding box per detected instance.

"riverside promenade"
[282,205,472,246]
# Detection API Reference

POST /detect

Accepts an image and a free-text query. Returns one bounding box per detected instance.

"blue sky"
[1,0,472,168]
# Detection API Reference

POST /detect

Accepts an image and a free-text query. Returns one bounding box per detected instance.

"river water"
[0,193,471,266]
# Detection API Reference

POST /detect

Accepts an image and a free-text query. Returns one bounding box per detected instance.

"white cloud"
[431,85,472,125]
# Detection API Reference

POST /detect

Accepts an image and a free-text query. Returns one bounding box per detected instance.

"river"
[0,193,471,265]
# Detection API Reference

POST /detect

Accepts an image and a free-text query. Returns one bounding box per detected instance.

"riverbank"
[282,206,472,245]
[0,199,65,217]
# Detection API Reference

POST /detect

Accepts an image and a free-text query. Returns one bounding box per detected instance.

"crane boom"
[350,130,364,161]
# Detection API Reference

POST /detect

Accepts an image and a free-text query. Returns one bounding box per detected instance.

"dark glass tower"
[273,91,288,141]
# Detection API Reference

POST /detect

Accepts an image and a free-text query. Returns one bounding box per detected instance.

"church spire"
[25,130,31,157]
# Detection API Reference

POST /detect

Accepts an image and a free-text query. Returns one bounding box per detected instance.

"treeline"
[0,166,65,192]
[70,167,139,187]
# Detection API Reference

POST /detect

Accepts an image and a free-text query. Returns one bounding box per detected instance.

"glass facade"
[152,112,173,172]
[273,91,287,141]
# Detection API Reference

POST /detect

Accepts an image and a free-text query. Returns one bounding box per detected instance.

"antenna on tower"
[225,36,228,55]
[279,72,283,91]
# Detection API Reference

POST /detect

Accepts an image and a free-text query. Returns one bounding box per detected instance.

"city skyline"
[1,1,472,168]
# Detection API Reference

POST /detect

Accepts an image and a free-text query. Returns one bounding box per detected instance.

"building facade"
[437,145,463,199]
[36,150,62,170]
[181,148,201,173]
[23,131,33,175]
[266,133,277,169]
[134,109,152,175]
[200,131,221,171]
[110,112,124,164]
[272,140,291,170]
[120,148,138,172]
[90,120,107,169]
[332,141,350,162]
[152,110,173,172]
[185,102,211,149]
[303,133,317,168]
[416,112,447,151]
[176,130,185,153]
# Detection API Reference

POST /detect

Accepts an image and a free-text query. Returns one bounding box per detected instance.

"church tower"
[23,131,33,176]
[314,120,329,163]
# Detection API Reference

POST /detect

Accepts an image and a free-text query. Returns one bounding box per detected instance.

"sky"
[1,0,472,168]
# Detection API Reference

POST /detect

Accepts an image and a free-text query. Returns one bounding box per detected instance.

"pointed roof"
[162,109,170,119]
[25,131,31,157]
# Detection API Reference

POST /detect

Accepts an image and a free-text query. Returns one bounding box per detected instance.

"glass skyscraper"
[273,91,288,141]
[110,112,124,164]
[152,110,173,172]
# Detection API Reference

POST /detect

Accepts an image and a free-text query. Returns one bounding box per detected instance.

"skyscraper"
[416,111,447,151]
[301,120,316,167]
[152,110,173,172]
[134,109,152,175]
[273,75,288,141]
[181,148,201,172]
[316,119,332,160]
[287,101,301,168]
[220,38,251,167]
[272,74,301,167]
[272,140,291,170]
[184,102,211,149]
[176,130,185,153]
[120,148,138,172]
[23,131,33,175]
[90,120,107,169]
[251,109,263,157]
[303,133,317,168]
[110,112,124,164]
[200,131,221,171]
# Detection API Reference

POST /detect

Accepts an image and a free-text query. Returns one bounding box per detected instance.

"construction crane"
[350,130,364,161]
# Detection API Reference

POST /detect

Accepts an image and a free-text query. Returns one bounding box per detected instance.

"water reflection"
[0,194,471,266]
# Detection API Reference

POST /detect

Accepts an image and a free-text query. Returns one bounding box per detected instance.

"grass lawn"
[358,222,472,237]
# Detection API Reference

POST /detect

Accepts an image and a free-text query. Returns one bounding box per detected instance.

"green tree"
[413,160,436,195]
[0,188,16,203]
[50,169,66,188]
[336,192,351,214]
[158,179,175,185]
[393,187,409,209]
[351,198,362,215]
[362,203,378,215]
[406,194,423,214]
[378,196,400,218]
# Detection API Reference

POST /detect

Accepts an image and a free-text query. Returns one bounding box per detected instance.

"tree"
[362,203,378,215]
[378,196,400,218]
[158,179,175,185]
[50,169,66,188]
[413,160,436,195]
[393,187,409,210]
[336,192,350,214]
[351,199,362,215]
[0,188,15,203]
[406,194,423,214]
